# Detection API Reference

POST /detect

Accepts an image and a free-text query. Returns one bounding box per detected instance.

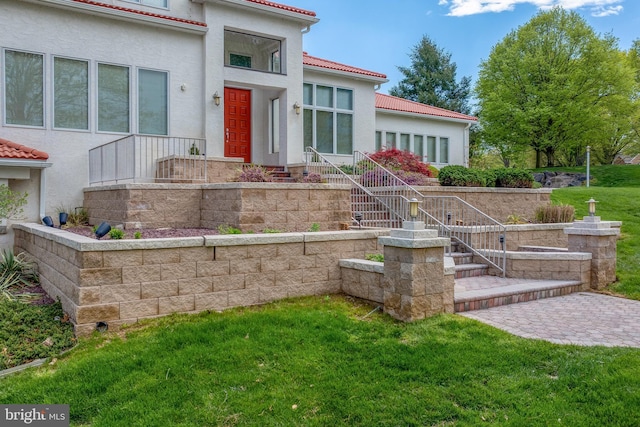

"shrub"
[493,168,534,188]
[218,224,242,234]
[1,250,38,301]
[535,204,575,223]
[237,165,272,182]
[0,184,27,221]
[302,172,322,183]
[438,165,485,187]
[308,223,320,232]
[365,253,384,262]
[368,148,433,176]
[109,228,125,240]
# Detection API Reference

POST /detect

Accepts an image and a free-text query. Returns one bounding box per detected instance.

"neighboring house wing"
[374,93,477,167]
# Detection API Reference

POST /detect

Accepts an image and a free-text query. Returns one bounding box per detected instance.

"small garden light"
[354,212,363,228]
[409,198,419,221]
[587,198,598,217]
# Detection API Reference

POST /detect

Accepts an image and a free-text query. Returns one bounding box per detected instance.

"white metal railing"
[89,135,206,185]
[304,147,506,275]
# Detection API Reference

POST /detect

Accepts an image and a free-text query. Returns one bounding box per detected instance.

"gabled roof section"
[303,53,388,82]
[0,138,49,161]
[244,0,316,17]
[375,93,478,123]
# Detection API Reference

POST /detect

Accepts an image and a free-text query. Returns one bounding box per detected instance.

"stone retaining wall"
[13,224,385,336]
[84,183,352,232]
[416,186,553,223]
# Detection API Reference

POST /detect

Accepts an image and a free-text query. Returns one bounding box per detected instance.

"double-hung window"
[138,68,168,135]
[303,83,353,155]
[98,63,130,133]
[54,57,89,130]
[4,49,44,127]
[125,0,168,8]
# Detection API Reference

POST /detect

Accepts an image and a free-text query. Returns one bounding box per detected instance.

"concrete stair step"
[454,263,488,279]
[454,278,583,313]
[450,252,474,265]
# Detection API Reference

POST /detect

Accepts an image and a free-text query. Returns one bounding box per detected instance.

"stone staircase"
[262,165,296,183]
[451,246,583,313]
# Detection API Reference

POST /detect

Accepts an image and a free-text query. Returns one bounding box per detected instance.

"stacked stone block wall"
[84,183,352,233]
[13,224,385,336]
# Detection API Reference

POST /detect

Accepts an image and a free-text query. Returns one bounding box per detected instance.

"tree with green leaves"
[390,35,472,115]
[475,8,638,168]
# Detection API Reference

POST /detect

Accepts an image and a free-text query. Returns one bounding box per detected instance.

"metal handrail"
[305,147,506,276]
[89,135,206,185]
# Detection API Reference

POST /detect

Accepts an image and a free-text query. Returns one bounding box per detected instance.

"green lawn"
[1,296,639,426]
[546,165,640,299]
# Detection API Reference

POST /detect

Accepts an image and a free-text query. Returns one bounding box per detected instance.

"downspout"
[39,168,47,219]
[463,123,470,168]
[301,25,311,34]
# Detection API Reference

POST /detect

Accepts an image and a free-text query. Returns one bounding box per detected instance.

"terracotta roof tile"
[0,138,49,161]
[303,52,387,80]
[375,93,478,122]
[72,0,208,27]
[245,0,316,17]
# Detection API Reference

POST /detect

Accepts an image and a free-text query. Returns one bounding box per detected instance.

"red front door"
[224,88,251,163]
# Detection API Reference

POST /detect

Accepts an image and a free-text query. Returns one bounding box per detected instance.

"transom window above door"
[224,30,283,74]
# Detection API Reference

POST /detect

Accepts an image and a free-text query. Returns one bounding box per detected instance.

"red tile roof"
[72,0,208,27]
[375,93,478,122]
[303,52,387,80]
[245,0,316,17]
[0,138,49,161]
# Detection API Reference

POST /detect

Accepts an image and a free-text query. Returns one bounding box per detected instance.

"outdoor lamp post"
[587,198,598,217]
[586,146,591,188]
[409,198,419,221]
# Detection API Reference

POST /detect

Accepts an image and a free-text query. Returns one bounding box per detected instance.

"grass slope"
[1,297,639,426]
[545,165,640,299]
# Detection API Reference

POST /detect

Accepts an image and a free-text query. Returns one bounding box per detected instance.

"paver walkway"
[460,292,640,348]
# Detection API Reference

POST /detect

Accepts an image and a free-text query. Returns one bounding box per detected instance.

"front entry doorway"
[224,87,251,163]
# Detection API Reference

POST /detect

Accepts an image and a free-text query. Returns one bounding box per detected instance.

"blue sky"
[284,0,640,96]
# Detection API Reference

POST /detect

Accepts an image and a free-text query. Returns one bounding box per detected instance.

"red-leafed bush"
[367,148,433,177]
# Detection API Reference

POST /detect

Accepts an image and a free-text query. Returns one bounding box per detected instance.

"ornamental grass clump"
[535,204,575,223]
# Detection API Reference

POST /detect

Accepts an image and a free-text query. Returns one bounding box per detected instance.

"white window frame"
[122,0,169,10]
[96,62,131,135]
[303,83,354,155]
[137,67,169,136]
[3,48,45,129]
[52,55,90,132]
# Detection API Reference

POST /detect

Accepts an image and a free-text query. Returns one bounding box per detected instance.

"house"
[0,0,476,248]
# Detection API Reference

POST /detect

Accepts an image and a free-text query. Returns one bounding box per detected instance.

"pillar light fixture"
[409,198,419,220]
[587,198,598,217]
[213,91,221,106]
[293,101,301,115]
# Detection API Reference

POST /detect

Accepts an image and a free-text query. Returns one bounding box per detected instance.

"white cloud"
[590,5,623,16]
[443,0,624,17]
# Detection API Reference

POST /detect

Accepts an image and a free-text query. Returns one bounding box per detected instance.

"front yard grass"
[552,186,640,299]
[1,295,639,426]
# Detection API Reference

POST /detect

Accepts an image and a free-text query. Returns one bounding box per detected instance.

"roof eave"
[304,65,388,84]
[209,0,319,25]
[21,0,209,35]
[376,107,478,124]
[0,159,52,169]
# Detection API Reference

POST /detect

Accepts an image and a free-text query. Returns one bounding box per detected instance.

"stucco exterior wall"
[0,0,206,214]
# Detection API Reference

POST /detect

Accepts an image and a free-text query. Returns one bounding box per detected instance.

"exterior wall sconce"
[213,91,221,106]
[293,101,301,115]
[409,198,419,220]
[587,198,598,217]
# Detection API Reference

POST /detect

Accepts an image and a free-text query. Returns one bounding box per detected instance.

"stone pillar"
[564,216,620,290]
[378,221,452,322]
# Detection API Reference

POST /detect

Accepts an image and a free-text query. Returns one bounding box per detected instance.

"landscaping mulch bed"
[64,226,217,240]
